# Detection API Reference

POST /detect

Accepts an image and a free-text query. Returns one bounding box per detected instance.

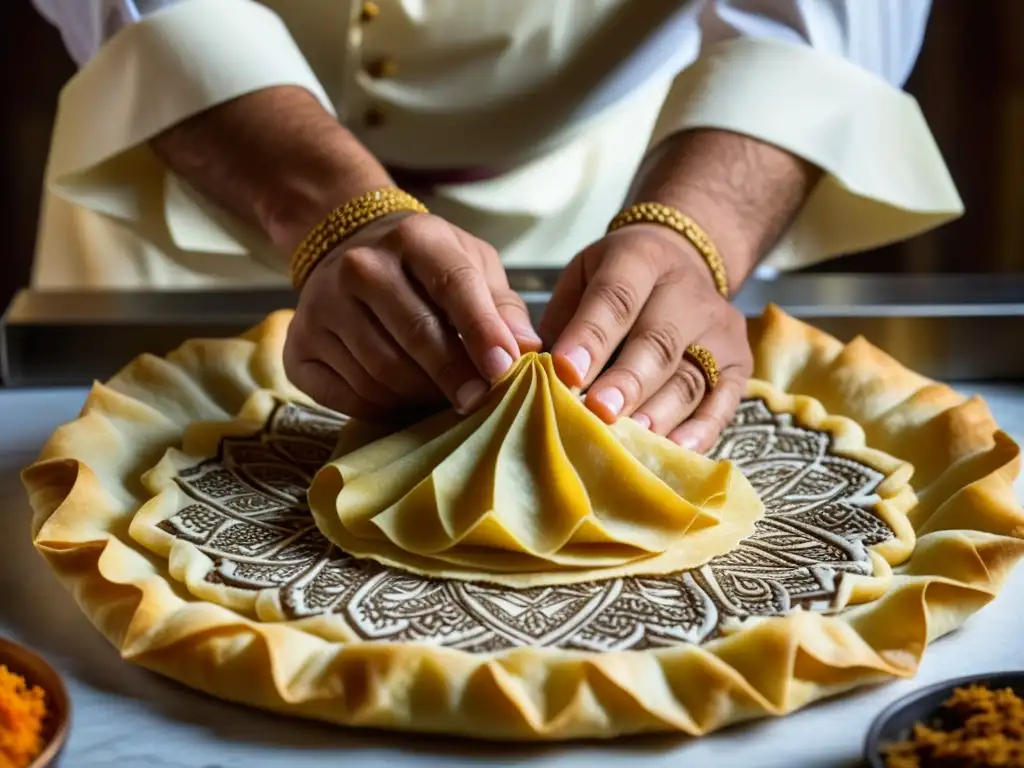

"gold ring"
[685,344,719,389]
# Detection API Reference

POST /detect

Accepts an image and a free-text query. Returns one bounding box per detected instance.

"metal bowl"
[863,671,1024,768]
[0,637,70,768]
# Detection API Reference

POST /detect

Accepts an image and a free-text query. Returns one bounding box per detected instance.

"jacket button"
[360,1,380,22]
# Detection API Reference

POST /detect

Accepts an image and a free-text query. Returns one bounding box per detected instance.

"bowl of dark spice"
[865,671,1024,767]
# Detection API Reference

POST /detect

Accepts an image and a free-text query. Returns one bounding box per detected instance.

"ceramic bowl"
[863,670,1024,767]
[0,637,70,768]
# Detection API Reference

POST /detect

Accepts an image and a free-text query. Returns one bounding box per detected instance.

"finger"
[342,247,489,414]
[583,284,691,423]
[668,367,746,453]
[549,251,658,390]
[628,358,707,438]
[284,307,370,417]
[313,331,404,407]
[537,255,584,347]
[493,286,543,353]
[285,359,386,421]
[467,235,543,353]
[371,285,486,414]
[343,303,443,402]
[396,216,521,382]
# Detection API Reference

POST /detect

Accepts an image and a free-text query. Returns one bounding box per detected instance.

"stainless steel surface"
[3,274,1024,386]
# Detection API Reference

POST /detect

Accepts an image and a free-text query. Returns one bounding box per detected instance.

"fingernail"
[632,413,652,430]
[455,379,489,413]
[481,346,515,381]
[510,322,542,344]
[564,346,591,381]
[677,433,701,452]
[594,387,624,417]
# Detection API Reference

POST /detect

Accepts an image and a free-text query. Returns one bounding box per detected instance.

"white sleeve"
[700,0,932,87]
[30,0,185,66]
[40,0,334,265]
[649,0,963,272]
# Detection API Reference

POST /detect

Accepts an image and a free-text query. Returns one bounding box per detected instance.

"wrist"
[628,128,821,291]
[620,223,723,295]
[151,85,393,257]
[291,197,429,290]
[607,204,729,298]
[637,188,758,293]
[257,151,393,254]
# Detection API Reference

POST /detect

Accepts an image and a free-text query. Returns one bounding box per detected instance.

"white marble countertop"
[2,384,1023,768]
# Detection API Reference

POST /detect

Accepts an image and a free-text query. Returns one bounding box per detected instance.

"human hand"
[284,212,542,420]
[540,224,753,452]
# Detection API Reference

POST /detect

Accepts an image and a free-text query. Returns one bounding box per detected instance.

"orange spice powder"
[0,665,48,768]
[884,684,1024,767]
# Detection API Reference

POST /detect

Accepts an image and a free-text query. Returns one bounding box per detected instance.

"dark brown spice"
[883,684,1024,767]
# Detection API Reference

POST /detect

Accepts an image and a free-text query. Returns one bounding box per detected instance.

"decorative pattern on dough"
[153,396,895,651]
[23,307,1024,741]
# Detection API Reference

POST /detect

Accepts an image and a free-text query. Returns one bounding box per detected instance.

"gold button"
[366,57,398,79]
[363,106,386,128]
[360,1,380,22]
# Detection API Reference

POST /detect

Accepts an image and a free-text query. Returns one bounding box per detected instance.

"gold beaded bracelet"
[607,202,729,299]
[290,187,429,289]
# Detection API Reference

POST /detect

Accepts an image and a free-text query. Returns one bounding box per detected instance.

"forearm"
[629,129,821,292]
[150,85,391,255]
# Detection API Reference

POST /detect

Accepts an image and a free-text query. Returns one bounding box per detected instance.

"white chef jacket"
[31,0,963,289]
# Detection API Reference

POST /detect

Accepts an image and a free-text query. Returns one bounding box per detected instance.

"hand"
[540,224,753,452]
[284,212,542,420]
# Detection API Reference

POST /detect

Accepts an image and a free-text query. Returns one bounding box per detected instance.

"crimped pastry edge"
[21,305,1024,740]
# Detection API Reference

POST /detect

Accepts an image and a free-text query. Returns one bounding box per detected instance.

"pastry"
[21,306,1024,740]
[306,351,763,585]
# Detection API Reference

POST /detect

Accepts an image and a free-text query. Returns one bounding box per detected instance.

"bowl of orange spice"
[0,637,69,768]
[865,671,1024,767]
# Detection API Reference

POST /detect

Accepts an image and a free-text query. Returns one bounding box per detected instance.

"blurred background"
[3,0,1023,316]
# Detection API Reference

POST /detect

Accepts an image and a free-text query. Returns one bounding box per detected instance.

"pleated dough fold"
[308,352,763,585]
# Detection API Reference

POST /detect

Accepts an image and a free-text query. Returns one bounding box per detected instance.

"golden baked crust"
[21,306,1024,740]
[306,351,764,586]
